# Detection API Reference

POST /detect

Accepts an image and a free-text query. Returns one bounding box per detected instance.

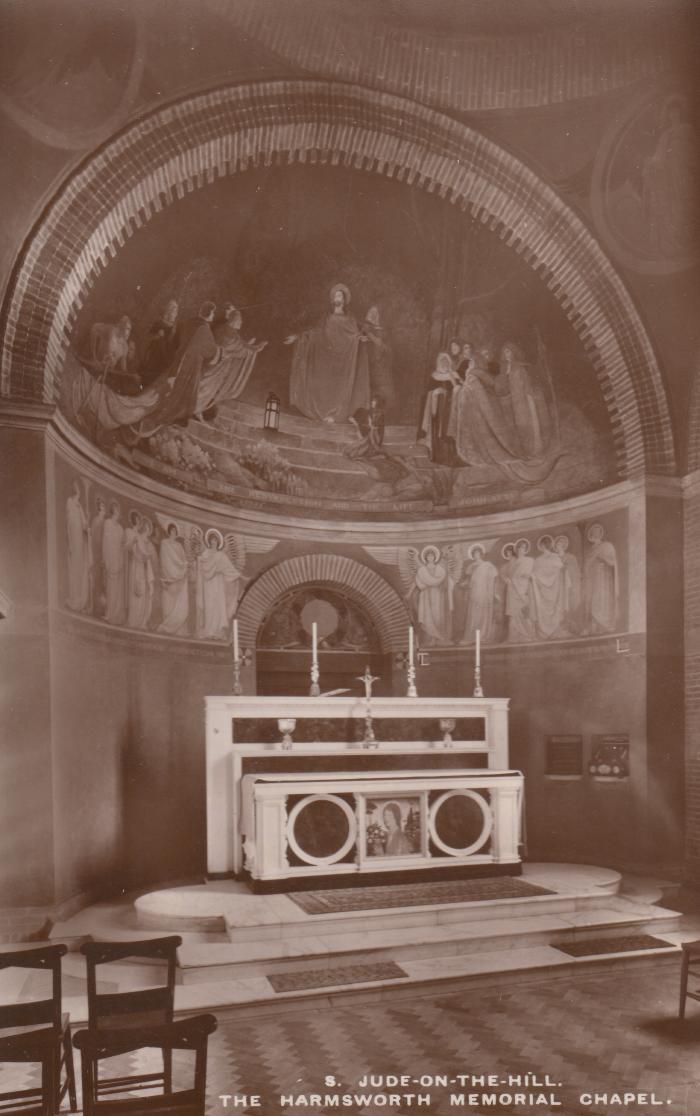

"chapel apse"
[59,162,617,520]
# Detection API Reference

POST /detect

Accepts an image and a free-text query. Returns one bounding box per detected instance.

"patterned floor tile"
[2,967,700,1116]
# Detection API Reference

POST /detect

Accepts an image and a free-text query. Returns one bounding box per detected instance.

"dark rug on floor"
[267,961,408,993]
[288,877,554,914]
[554,934,676,957]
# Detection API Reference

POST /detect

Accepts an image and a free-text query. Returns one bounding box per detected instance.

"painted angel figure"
[195,528,247,640]
[459,542,499,644]
[157,522,191,636]
[65,479,91,613]
[127,517,158,630]
[400,545,454,645]
[583,523,618,634]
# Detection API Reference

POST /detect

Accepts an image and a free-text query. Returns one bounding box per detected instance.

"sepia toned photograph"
[1,0,700,1113]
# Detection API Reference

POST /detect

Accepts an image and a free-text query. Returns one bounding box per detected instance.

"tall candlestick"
[473,627,483,698]
[407,625,417,698]
[233,618,239,662]
[310,621,320,696]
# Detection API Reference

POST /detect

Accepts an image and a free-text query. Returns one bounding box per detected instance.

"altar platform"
[37,864,692,1022]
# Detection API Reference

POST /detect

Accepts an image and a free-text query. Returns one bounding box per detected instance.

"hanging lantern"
[264,392,280,431]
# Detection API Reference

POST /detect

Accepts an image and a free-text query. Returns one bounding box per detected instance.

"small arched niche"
[255,583,388,696]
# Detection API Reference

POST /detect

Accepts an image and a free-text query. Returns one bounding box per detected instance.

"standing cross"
[357,665,380,700]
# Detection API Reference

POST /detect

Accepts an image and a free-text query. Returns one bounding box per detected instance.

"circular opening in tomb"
[429,790,492,856]
[287,794,357,866]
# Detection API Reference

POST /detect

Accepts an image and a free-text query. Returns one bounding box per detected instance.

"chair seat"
[95,1009,170,1032]
[0,1025,60,1050]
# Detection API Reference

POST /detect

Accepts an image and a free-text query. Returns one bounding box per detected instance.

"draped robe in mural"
[89,506,106,615]
[66,491,91,612]
[505,554,535,642]
[195,325,260,414]
[196,545,244,639]
[413,558,453,644]
[141,317,220,433]
[158,535,190,636]
[126,531,157,630]
[462,557,499,643]
[448,367,523,467]
[584,539,619,632]
[289,311,370,423]
[506,357,551,458]
[102,516,126,625]
[529,549,566,639]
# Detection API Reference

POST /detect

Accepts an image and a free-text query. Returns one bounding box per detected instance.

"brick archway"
[236,553,411,653]
[1,79,674,477]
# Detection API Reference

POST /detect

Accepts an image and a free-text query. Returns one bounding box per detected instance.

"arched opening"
[255,583,388,696]
[236,552,412,695]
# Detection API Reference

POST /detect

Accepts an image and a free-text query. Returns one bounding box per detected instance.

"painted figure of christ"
[286,283,370,423]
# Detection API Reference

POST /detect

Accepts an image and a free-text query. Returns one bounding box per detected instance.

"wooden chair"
[73,1014,217,1116]
[0,944,77,1114]
[79,937,182,1100]
[0,1027,59,1116]
[679,939,700,1018]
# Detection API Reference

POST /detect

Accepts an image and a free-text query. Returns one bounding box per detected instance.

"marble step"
[223,892,629,944]
[58,943,681,1024]
[176,899,680,983]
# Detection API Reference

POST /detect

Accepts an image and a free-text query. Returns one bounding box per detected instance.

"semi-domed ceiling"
[61,160,617,521]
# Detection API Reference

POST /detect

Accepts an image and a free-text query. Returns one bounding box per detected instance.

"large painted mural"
[59,163,617,520]
[57,460,628,651]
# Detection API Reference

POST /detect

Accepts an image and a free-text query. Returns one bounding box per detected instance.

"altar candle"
[475,628,481,670]
[312,621,318,662]
[233,618,239,662]
[409,625,414,667]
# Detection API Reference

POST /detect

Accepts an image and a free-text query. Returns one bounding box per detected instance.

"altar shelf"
[205,694,522,891]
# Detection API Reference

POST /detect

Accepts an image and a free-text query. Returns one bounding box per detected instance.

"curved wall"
[3,415,671,910]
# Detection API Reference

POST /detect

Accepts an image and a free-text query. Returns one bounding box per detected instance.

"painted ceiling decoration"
[206,0,678,112]
[1,80,675,491]
[0,2,146,150]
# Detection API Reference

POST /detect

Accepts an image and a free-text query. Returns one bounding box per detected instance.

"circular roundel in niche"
[287,794,357,866]
[429,790,492,856]
[300,597,339,641]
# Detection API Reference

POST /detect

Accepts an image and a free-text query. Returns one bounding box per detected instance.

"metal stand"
[473,663,484,698]
[232,649,252,695]
[278,718,296,751]
[357,666,380,748]
[406,661,418,698]
[310,659,320,697]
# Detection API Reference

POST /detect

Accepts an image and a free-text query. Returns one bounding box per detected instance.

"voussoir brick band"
[236,552,411,652]
[0,80,675,477]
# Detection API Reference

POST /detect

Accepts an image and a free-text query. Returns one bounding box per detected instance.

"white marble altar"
[205,694,514,883]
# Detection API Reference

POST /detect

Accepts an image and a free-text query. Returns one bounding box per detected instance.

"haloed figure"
[382,803,413,856]
[286,283,370,423]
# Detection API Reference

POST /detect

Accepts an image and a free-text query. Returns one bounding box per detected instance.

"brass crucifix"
[357,666,380,701]
[357,666,380,748]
